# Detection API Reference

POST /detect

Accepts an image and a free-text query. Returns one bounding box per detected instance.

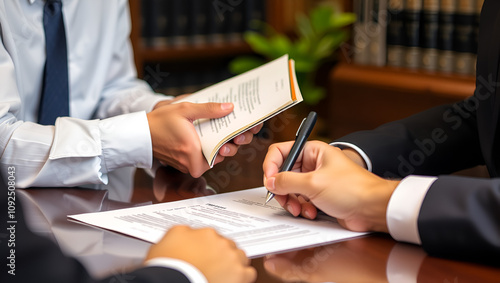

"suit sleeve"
[418,176,500,263]
[335,99,500,263]
[335,99,484,178]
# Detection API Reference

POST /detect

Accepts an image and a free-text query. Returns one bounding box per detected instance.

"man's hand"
[147,101,234,177]
[149,99,262,177]
[263,140,399,233]
[146,226,257,283]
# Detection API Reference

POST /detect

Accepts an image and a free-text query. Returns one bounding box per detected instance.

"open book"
[175,54,303,166]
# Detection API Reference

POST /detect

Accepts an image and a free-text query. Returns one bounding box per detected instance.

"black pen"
[265,111,317,204]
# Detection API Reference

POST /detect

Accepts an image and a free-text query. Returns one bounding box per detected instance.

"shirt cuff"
[145,258,208,283]
[386,175,437,245]
[100,111,152,172]
[386,243,426,283]
[330,142,373,172]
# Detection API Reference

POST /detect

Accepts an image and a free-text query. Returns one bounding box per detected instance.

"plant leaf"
[312,35,336,60]
[329,13,357,29]
[268,35,293,58]
[294,59,316,73]
[310,6,334,34]
[244,32,276,58]
[296,13,315,41]
[301,85,325,105]
[229,56,266,75]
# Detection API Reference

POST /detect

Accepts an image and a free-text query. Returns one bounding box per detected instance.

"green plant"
[230,5,356,105]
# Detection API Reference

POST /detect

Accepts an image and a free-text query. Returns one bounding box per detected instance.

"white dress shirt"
[1,0,209,281]
[0,0,172,200]
[331,142,438,245]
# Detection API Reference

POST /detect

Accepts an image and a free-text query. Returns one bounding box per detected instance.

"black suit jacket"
[0,177,191,283]
[336,0,500,264]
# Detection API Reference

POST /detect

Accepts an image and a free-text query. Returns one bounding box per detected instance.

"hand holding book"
[175,54,303,167]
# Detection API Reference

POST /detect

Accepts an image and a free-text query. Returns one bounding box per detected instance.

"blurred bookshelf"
[128,0,478,137]
[329,0,478,139]
[128,0,330,96]
[329,0,486,177]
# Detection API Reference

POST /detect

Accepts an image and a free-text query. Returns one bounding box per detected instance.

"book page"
[69,187,367,258]
[175,55,303,166]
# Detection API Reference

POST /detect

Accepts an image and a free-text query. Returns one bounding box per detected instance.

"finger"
[273,194,288,207]
[188,158,210,178]
[225,238,239,250]
[233,131,253,145]
[262,141,295,179]
[283,194,302,217]
[266,171,317,200]
[269,188,301,217]
[180,102,234,121]
[298,195,318,219]
[219,143,239,157]
[243,266,258,283]
[236,248,250,266]
[212,154,225,165]
[250,123,263,134]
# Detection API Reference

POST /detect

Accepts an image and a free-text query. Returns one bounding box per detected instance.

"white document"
[69,187,367,258]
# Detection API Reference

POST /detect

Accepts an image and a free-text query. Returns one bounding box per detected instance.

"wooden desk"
[18,137,500,282]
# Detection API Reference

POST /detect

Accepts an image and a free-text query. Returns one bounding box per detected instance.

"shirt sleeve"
[145,258,208,283]
[330,142,373,172]
[1,112,153,188]
[386,176,437,245]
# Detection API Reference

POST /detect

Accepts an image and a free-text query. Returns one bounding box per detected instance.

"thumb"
[182,102,234,121]
[266,171,316,199]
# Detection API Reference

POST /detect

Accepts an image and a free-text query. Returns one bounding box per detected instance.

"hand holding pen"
[265,111,317,204]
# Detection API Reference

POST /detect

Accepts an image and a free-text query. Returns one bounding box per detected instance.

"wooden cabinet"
[328,63,475,139]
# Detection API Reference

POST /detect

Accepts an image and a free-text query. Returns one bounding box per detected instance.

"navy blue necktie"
[38,0,69,125]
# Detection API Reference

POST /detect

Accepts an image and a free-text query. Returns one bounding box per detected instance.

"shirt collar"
[28,0,37,4]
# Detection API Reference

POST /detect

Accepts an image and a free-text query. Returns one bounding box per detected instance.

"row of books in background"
[141,0,266,47]
[352,0,483,76]
[143,63,233,96]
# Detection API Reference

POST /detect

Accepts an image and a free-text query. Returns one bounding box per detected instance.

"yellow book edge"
[207,59,303,167]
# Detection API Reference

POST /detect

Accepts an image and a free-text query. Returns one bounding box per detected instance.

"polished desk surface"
[19,136,500,283]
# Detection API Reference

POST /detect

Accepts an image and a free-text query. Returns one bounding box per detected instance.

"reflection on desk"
[263,235,500,283]
[18,167,500,283]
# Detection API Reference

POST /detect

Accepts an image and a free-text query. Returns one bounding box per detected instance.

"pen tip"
[265,192,273,205]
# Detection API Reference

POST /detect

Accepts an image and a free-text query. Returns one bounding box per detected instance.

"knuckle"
[176,102,191,111]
